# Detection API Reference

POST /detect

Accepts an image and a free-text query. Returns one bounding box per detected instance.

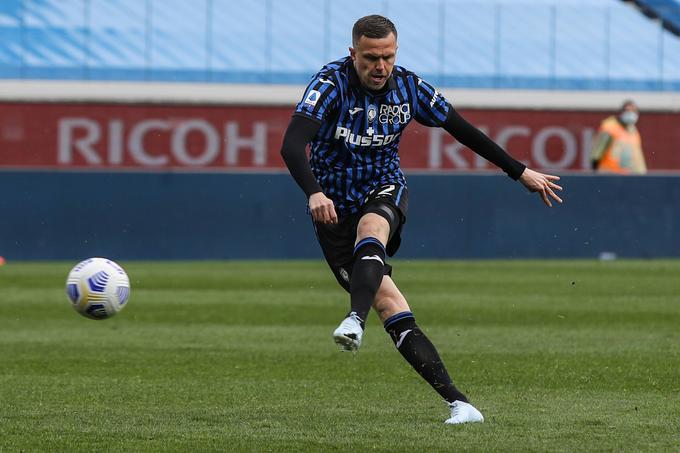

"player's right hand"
[309,192,338,224]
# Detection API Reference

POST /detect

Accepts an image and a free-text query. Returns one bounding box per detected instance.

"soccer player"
[280,15,563,425]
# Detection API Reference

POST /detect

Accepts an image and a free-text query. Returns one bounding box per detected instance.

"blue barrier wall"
[1,172,678,260]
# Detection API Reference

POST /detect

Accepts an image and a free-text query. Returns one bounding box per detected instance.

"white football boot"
[332,312,364,352]
[445,401,484,425]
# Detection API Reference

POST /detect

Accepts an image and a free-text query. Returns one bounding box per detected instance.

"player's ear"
[349,47,356,60]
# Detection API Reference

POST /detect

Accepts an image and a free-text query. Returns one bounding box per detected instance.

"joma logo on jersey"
[379,103,411,124]
[335,126,399,147]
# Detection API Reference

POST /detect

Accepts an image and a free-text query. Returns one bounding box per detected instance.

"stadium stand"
[0,0,679,90]
[627,0,680,36]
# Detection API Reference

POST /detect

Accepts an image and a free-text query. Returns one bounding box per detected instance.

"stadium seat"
[0,0,678,90]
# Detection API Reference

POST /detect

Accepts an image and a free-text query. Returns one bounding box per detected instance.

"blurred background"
[0,0,678,260]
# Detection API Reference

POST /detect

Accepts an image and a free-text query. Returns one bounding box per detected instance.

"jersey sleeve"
[414,77,450,127]
[293,76,340,122]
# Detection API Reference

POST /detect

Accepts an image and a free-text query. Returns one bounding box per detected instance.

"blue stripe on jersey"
[395,185,404,205]
[294,57,450,215]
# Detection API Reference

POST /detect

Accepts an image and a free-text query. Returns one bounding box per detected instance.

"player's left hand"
[519,168,563,207]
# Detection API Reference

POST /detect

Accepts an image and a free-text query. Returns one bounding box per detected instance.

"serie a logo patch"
[304,90,321,107]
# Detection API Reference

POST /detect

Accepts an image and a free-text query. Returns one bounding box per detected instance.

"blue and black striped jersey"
[294,56,449,215]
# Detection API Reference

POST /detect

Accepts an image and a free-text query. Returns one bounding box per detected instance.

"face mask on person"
[620,111,639,125]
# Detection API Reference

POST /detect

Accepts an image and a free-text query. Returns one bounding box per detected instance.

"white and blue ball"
[66,257,131,320]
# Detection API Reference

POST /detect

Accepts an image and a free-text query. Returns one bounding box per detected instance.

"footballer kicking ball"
[65,257,131,320]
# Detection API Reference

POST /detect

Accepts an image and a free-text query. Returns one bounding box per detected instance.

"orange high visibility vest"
[596,116,645,174]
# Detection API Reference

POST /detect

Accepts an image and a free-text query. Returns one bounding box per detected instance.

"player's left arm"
[413,77,561,207]
[441,107,563,208]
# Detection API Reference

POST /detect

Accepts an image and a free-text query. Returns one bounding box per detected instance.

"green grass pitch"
[1,260,679,452]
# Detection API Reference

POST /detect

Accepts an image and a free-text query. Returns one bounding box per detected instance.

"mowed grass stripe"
[0,260,678,452]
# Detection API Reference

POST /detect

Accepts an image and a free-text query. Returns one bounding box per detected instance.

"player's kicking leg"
[376,276,484,425]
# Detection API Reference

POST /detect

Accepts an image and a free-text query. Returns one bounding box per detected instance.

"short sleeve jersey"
[294,56,449,215]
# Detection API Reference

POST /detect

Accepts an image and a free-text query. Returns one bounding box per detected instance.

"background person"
[590,100,647,174]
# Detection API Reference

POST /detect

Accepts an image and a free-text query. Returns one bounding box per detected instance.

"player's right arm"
[280,116,338,224]
[281,72,341,224]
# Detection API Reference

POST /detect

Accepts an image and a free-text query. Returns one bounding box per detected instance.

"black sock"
[384,311,469,404]
[349,237,386,326]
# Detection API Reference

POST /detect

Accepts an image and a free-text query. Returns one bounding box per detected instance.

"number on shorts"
[377,184,396,197]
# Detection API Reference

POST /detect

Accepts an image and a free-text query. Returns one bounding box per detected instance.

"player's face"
[350,32,397,90]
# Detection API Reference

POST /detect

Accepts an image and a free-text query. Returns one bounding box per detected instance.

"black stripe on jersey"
[305,81,338,119]
[404,75,420,121]
[294,57,451,214]
[416,99,438,125]
[388,78,410,167]
[415,80,448,126]
[392,77,409,106]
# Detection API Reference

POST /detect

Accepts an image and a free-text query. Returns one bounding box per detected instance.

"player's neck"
[366,82,390,95]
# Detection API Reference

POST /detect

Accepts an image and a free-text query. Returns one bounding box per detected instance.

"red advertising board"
[1,102,678,172]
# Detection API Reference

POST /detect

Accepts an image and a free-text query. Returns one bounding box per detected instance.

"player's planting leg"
[333,236,386,351]
[383,311,484,424]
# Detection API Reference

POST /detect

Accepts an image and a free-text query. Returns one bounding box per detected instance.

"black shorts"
[313,183,408,292]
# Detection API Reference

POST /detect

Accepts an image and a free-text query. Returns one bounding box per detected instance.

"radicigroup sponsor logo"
[378,103,410,125]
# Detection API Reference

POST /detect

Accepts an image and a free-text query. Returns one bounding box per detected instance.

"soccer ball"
[65,257,131,320]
